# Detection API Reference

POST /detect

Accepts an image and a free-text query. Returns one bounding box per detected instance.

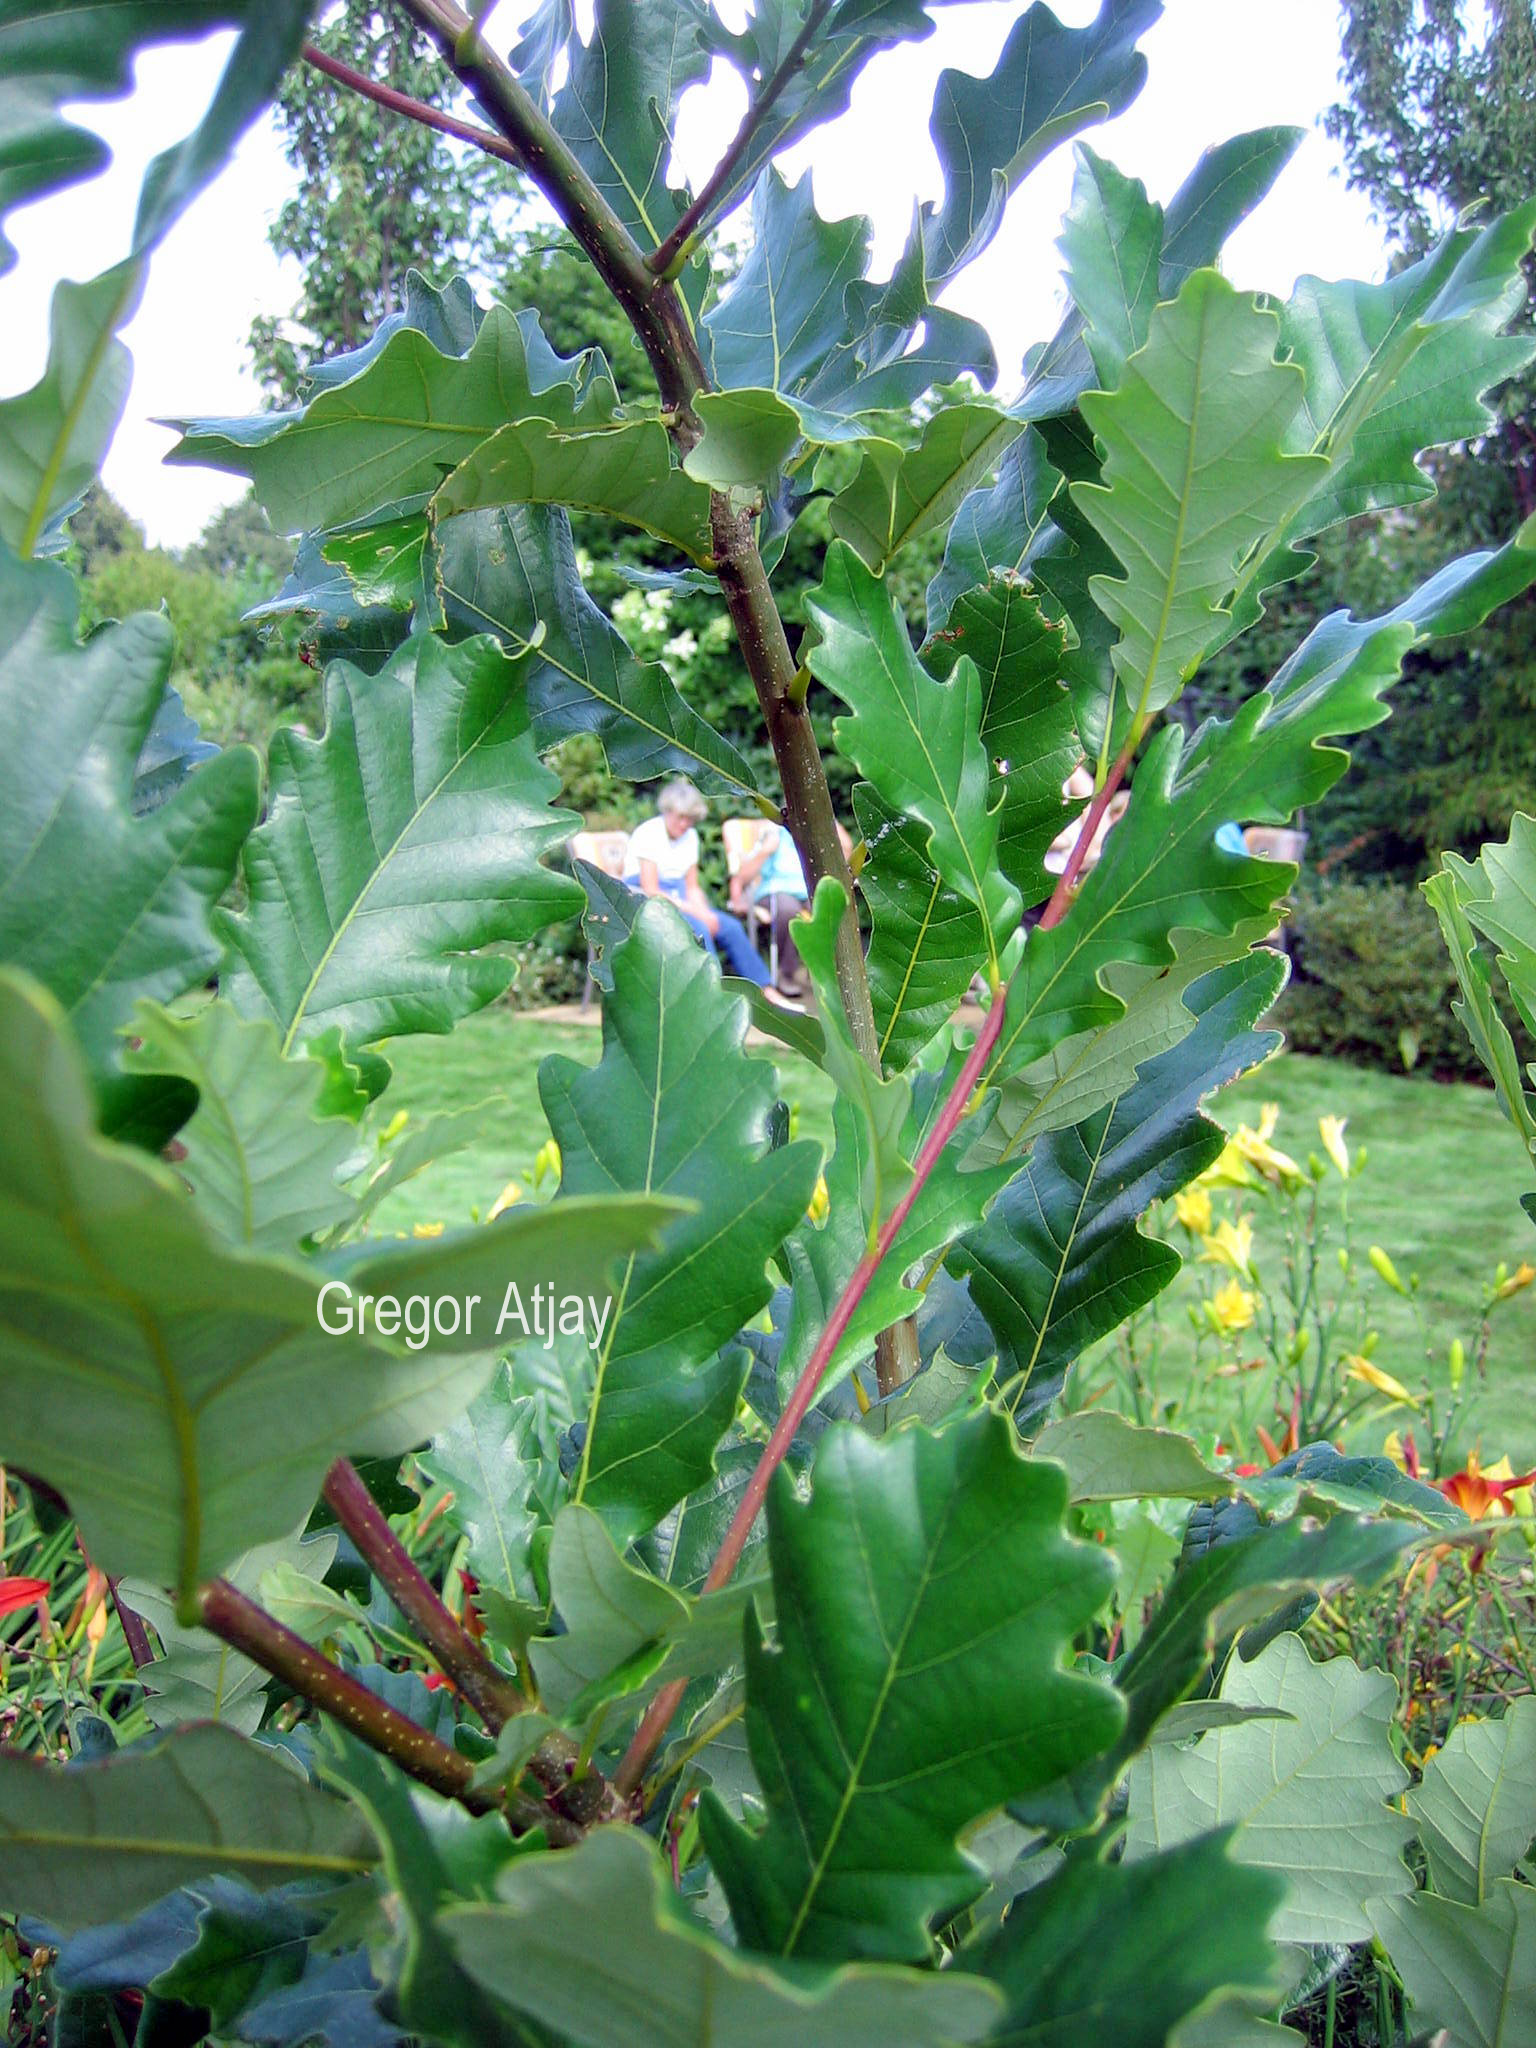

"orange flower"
[1438,1451,1536,1522]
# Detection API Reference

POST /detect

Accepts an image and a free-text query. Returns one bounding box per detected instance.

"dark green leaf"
[220,632,582,1054]
[700,1412,1122,1961]
[539,897,820,1542]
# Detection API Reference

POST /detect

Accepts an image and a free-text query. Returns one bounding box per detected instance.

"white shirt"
[624,814,698,888]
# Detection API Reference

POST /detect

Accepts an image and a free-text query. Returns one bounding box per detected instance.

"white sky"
[0,0,1393,548]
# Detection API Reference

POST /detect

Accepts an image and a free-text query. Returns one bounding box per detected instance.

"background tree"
[249,1,524,401]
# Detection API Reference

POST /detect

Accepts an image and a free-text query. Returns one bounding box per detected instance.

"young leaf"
[827,403,1024,571]
[1369,1882,1536,2048]
[1425,856,1536,1202]
[1033,1411,1235,1504]
[1407,1694,1536,1905]
[0,967,679,1593]
[700,1411,1123,1962]
[703,168,870,399]
[167,304,615,535]
[418,1367,544,1609]
[433,504,760,795]
[220,632,582,1055]
[445,1826,1003,2048]
[0,1725,375,1935]
[925,424,1067,635]
[539,897,820,1543]
[125,1528,340,1735]
[1125,1633,1414,1943]
[123,1002,359,1250]
[953,952,1282,1404]
[0,552,260,1130]
[809,541,1020,969]
[1057,144,1164,389]
[1072,269,1328,728]
[976,1832,1282,2048]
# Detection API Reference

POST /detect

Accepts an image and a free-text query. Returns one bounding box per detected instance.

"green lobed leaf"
[0,550,260,1132]
[855,786,988,1073]
[0,3,311,557]
[445,1827,1002,2048]
[1370,1881,1536,2048]
[0,1725,375,1935]
[975,1832,1282,2048]
[433,504,760,795]
[1125,1633,1414,1944]
[1407,1694,1536,1905]
[926,422,1067,636]
[1033,1410,1235,1503]
[0,966,679,1594]
[1071,268,1328,729]
[700,1412,1123,1962]
[985,520,1536,1093]
[539,896,820,1543]
[921,0,1159,287]
[827,402,1024,571]
[809,541,1020,968]
[168,303,615,536]
[952,953,1283,1404]
[1057,144,1164,390]
[123,1001,358,1250]
[418,1365,543,1609]
[434,415,715,562]
[1425,855,1536,1201]
[1456,811,1536,1043]
[220,631,582,1054]
[924,564,1079,907]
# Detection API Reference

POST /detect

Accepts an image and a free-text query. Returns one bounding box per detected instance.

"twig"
[301,42,525,170]
[322,1460,525,1731]
[1036,731,1138,932]
[106,1578,154,1671]
[321,1459,611,1821]
[646,0,836,277]
[614,983,1011,1798]
[197,1576,580,1841]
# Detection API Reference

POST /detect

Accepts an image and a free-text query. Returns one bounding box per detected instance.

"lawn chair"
[569,828,630,1011]
[721,816,780,985]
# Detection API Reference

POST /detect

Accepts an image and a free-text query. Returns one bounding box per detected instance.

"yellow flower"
[532,1138,562,1189]
[1205,1278,1256,1333]
[1202,1104,1303,1188]
[486,1181,522,1223]
[1383,1429,1407,1472]
[1197,1138,1262,1191]
[1254,1102,1281,1141]
[1318,1114,1350,1179]
[1494,1260,1535,1301]
[1173,1186,1213,1234]
[411,1220,445,1239]
[1481,1456,1534,1517]
[1199,1217,1255,1277]
[1345,1355,1419,1408]
[807,1173,830,1224]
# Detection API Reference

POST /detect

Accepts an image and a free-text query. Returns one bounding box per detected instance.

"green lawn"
[375,1004,1536,1461]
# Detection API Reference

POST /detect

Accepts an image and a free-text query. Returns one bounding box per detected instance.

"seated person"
[624,778,773,988]
[728,822,810,995]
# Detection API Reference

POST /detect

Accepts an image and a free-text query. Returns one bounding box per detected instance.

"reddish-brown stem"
[1036,733,1138,932]
[322,1459,525,1731]
[614,985,1012,1799]
[196,1576,579,1841]
[320,1458,605,1817]
[106,1578,154,1671]
[645,0,835,277]
[300,41,525,169]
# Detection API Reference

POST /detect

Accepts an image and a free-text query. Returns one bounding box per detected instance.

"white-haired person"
[624,778,775,990]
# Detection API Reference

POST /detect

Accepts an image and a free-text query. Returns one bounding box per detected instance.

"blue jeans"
[648,879,770,985]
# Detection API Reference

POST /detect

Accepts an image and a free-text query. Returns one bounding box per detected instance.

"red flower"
[0,1576,50,1618]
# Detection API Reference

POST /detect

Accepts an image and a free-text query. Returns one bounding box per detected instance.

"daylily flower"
[1345,1356,1420,1408]
[1383,1429,1422,1479]
[807,1173,830,1224]
[487,1181,522,1222]
[1254,1393,1302,1466]
[1201,1103,1303,1189]
[1172,1186,1213,1235]
[412,1220,445,1238]
[1493,1261,1536,1302]
[1318,1115,1350,1179]
[1440,1451,1536,1522]
[1205,1278,1256,1333]
[1199,1217,1255,1277]
[0,1576,50,1619]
